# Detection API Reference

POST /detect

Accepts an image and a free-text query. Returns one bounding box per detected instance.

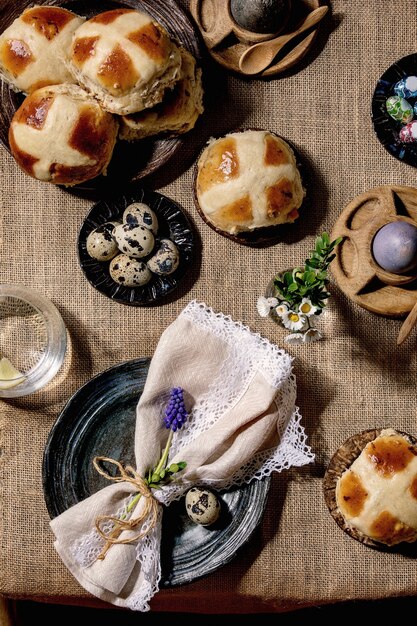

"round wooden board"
[0,0,201,191]
[323,428,417,551]
[330,185,417,317]
[190,0,321,78]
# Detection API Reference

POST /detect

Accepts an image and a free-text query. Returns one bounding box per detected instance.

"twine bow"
[93,456,160,561]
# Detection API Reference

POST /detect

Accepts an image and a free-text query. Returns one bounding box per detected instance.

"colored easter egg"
[372,221,417,274]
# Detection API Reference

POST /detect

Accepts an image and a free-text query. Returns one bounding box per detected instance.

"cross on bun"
[325,428,417,548]
[8,83,118,186]
[67,8,182,115]
[195,130,305,236]
[119,47,204,140]
[0,5,84,94]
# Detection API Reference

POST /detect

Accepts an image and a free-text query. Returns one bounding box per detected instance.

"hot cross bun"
[67,8,182,115]
[326,428,417,547]
[194,129,305,236]
[0,5,84,94]
[9,83,118,186]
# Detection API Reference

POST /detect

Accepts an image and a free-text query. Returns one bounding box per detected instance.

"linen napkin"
[50,300,314,611]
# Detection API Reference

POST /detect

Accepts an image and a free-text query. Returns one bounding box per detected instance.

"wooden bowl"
[190,0,322,78]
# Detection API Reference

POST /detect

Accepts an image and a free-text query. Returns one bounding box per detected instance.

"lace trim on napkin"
[159,301,314,504]
[71,501,163,613]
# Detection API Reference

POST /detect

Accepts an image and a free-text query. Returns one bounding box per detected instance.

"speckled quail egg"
[109,253,152,287]
[147,239,180,275]
[123,202,159,235]
[185,487,221,526]
[86,221,121,261]
[113,223,155,259]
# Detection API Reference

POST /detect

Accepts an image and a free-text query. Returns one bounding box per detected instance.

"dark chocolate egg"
[230,0,290,34]
[372,221,417,274]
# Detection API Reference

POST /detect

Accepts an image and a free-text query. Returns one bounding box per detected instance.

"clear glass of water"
[0,284,67,398]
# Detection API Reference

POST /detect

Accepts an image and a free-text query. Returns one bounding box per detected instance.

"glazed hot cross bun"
[9,83,118,186]
[0,5,84,94]
[67,8,182,115]
[195,129,305,236]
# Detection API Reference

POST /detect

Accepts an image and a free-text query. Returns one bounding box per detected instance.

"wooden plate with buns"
[0,0,202,192]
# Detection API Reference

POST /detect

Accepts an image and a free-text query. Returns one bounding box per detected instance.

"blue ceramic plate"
[77,188,195,306]
[42,359,271,586]
[371,53,417,167]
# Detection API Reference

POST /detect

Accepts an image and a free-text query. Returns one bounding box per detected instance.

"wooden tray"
[330,185,417,317]
[189,0,321,78]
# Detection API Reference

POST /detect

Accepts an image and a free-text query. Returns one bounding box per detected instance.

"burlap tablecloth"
[1,0,417,613]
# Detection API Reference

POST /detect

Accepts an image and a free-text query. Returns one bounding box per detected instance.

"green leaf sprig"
[273,232,342,314]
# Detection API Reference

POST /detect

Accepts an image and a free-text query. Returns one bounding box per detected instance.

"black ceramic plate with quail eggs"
[77,189,194,305]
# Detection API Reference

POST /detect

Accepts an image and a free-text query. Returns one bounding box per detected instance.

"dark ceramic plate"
[193,129,307,247]
[42,358,272,586]
[371,53,417,168]
[0,0,201,190]
[77,188,195,306]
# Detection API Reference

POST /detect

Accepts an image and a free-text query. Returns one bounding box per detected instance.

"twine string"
[93,456,160,561]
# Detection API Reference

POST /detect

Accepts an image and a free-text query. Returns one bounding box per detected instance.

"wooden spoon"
[190,0,289,49]
[397,300,417,345]
[238,5,328,75]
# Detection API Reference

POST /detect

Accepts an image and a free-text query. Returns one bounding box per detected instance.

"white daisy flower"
[282,310,306,331]
[275,302,289,318]
[256,296,278,317]
[303,328,323,343]
[284,333,305,345]
[299,298,318,317]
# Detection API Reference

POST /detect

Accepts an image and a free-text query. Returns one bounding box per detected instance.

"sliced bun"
[9,83,118,186]
[119,47,204,140]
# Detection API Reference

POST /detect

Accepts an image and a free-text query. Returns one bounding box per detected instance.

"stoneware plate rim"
[42,358,271,586]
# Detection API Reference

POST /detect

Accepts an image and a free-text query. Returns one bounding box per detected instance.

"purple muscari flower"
[164,387,188,432]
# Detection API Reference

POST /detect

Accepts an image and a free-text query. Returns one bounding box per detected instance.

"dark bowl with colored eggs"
[371,53,417,168]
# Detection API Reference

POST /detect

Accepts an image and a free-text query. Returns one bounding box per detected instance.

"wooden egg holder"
[330,185,417,318]
[189,0,321,77]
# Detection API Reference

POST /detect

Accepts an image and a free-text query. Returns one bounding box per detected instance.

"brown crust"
[0,39,33,76]
[9,87,119,186]
[323,428,417,550]
[89,9,134,25]
[96,44,139,94]
[127,23,169,62]
[192,127,305,248]
[21,6,75,39]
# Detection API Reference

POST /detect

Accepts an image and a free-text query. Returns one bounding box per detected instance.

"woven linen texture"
[1,0,417,612]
